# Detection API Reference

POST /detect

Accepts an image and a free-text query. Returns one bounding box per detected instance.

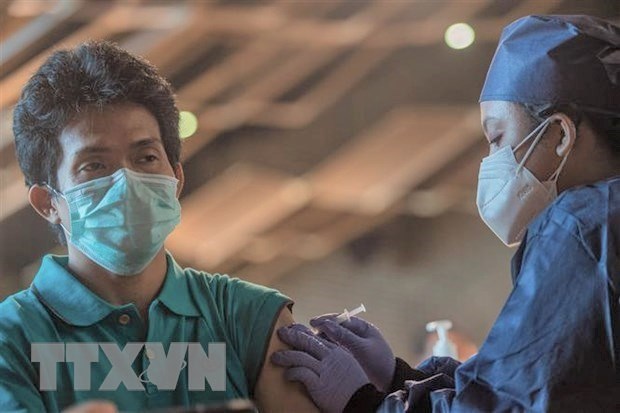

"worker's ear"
[29,185,62,225]
[173,162,185,198]
[547,112,577,158]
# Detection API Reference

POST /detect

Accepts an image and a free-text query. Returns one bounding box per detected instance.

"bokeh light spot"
[445,23,475,50]
[179,111,198,139]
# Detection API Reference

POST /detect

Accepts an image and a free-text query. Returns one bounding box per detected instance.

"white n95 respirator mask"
[476,118,571,247]
[48,168,181,275]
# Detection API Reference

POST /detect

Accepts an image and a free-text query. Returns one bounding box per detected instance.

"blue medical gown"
[379,178,620,412]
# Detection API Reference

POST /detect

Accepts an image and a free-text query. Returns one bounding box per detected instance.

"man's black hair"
[12,40,181,242]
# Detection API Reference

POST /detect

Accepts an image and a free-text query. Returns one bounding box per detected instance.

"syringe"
[335,303,366,323]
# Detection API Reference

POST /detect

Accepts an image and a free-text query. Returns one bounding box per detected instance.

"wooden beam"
[166,163,311,268]
[0,0,86,70]
[175,39,285,112]
[369,0,561,48]
[236,204,400,285]
[241,205,342,264]
[404,141,488,217]
[236,1,413,129]
[308,106,480,214]
[141,3,213,75]
[251,48,392,129]
[0,3,188,110]
[176,1,407,157]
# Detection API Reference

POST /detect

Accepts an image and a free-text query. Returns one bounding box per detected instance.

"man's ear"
[173,162,185,198]
[29,185,61,224]
[548,113,577,157]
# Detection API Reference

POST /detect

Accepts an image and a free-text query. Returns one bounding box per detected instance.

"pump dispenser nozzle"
[426,320,458,358]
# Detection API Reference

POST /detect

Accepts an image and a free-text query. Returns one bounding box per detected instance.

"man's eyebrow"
[73,145,110,157]
[72,138,163,157]
[130,137,163,148]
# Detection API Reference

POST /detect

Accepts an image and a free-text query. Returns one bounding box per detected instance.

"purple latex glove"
[310,314,395,393]
[271,324,371,413]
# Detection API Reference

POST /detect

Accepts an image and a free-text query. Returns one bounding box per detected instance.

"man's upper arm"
[254,308,320,413]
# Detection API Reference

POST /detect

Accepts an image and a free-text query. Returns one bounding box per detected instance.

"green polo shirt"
[0,253,292,412]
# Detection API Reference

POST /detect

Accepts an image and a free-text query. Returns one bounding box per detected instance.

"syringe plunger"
[335,303,366,323]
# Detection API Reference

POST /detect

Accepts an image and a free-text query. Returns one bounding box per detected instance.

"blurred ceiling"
[1,0,619,286]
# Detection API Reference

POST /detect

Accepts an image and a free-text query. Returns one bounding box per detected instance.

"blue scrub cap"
[480,15,620,116]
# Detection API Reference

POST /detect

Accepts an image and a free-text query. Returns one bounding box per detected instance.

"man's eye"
[81,162,104,172]
[141,154,159,163]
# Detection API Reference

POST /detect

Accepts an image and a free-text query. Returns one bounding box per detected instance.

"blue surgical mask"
[48,168,181,276]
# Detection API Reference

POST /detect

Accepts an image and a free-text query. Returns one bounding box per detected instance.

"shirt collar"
[31,252,200,327]
[31,255,118,326]
[155,253,201,317]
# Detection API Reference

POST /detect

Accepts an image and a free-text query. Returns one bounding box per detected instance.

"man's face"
[52,102,181,232]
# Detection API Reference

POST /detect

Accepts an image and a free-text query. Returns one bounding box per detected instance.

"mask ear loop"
[514,119,552,174]
[546,145,572,185]
[44,183,72,237]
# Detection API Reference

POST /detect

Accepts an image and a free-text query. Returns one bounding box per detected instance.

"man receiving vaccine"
[0,41,318,413]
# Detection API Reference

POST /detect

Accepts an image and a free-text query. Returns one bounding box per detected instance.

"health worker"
[271,14,620,412]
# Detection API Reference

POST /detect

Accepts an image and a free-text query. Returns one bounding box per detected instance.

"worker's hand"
[310,314,396,392]
[271,324,371,413]
[61,401,118,413]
